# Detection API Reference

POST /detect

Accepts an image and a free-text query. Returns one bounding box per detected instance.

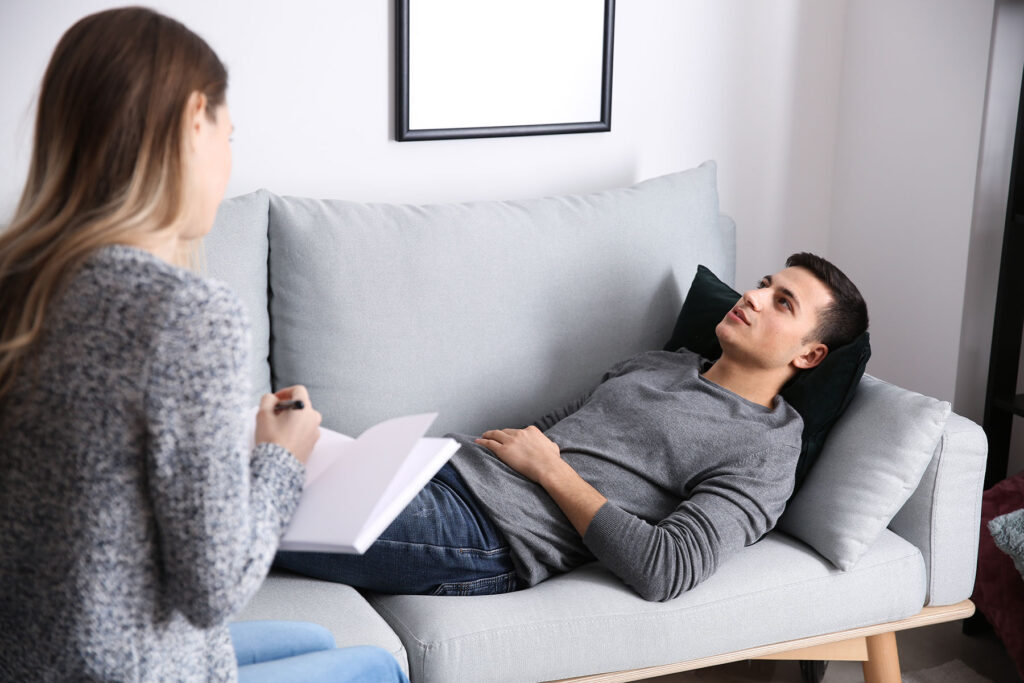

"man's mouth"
[729,308,750,325]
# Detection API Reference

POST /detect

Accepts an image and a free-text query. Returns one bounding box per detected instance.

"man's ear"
[793,342,828,370]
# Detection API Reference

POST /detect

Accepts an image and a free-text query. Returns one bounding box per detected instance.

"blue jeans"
[274,463,518,596]
[229,620,408,683]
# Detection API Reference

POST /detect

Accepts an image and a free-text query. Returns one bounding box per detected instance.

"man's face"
[715,266,833,371]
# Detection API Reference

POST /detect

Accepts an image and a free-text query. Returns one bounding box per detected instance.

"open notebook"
[253,412,459,554]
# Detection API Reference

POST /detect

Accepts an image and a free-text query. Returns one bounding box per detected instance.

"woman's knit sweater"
[0,245,303,680]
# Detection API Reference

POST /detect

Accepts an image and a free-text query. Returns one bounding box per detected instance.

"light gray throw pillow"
[778,374,950,570]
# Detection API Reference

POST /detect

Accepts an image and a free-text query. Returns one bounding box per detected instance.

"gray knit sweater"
[0,245,304,681]
[451,349,803,602]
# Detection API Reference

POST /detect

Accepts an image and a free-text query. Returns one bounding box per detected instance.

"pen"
[274,399,305,413]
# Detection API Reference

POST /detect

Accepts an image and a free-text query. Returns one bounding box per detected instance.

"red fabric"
[971,470,1024,681]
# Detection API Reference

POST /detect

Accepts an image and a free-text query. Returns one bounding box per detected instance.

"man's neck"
[700,356,793,409]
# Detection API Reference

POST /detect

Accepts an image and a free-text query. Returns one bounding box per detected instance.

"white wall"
[827,0,993,403]
[956,0,1024,476]
[0,0,845,287]
[0,0,1005,431]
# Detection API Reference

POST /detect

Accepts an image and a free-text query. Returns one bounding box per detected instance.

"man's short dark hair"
[786,252,868,350]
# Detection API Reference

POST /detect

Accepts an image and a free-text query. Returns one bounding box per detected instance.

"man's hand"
[475,426,607,537]
[475,426,561,484]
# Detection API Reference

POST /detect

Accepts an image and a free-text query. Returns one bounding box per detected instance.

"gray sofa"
[207,161,986,682]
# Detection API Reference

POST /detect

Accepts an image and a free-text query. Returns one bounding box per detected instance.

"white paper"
[269,412,458,554]
[302,427,354,487]
[355,437,461,552]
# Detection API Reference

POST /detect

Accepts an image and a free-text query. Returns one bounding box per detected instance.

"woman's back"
[0,7,408,681]
[0,244,304,679]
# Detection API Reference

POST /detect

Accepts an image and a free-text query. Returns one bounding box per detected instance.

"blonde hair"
[0,7,227,401]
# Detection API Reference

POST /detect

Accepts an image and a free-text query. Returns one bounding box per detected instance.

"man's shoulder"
[706,391,803,460]
[771,395,805,439]
[597,349,702,386]
[620,348,703,370]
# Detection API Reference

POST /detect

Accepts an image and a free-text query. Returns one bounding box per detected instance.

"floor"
[639,620,1021,682]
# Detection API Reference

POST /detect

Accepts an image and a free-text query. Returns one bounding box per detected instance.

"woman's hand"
[475,426,562,484]
[255,385,322,465]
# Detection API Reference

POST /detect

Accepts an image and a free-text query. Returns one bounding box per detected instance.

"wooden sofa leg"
[862,631,901,683]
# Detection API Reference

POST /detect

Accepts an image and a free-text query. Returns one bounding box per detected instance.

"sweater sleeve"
[581,450,795,602]
[143,282,304,628]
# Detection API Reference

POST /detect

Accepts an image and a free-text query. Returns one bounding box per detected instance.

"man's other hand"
[475,426,561,484]
[476,426,607,537]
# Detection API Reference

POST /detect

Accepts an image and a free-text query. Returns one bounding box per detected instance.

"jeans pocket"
[431,570,518,596]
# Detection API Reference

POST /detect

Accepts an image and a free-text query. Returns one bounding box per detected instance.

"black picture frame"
[396,0,615,142]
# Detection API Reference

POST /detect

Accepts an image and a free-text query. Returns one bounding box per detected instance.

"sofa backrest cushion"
[264,161,734,436]
[205,188,272,404]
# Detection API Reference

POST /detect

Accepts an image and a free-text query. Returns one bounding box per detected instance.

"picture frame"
[396,0,615,142]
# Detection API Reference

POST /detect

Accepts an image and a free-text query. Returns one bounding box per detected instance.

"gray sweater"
[450,349,802,602]
[0,245,303,681]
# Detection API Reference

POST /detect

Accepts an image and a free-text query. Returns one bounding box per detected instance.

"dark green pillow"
[664,265,871,492]
[663,265,736,361]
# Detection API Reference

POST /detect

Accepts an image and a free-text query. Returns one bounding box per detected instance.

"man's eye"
[758,280,768,289]
[778,297,792,309]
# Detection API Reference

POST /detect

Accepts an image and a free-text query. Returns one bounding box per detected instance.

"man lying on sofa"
[275,252,869,602]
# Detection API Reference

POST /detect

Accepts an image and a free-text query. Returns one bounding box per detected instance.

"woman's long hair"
[0,7,227,401]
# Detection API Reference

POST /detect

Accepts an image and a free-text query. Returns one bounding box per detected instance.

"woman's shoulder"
[69,245,250,361]
[83,244,245,324]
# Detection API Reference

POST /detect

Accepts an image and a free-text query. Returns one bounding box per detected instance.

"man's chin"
[714,321,741,348]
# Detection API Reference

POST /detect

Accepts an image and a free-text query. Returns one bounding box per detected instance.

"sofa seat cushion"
[366,530,925,683]
[235,570,408,675]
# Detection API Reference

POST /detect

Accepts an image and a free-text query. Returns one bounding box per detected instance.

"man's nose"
[742,289,763,312]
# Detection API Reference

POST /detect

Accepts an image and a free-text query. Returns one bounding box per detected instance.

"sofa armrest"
[888,412,987,605]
